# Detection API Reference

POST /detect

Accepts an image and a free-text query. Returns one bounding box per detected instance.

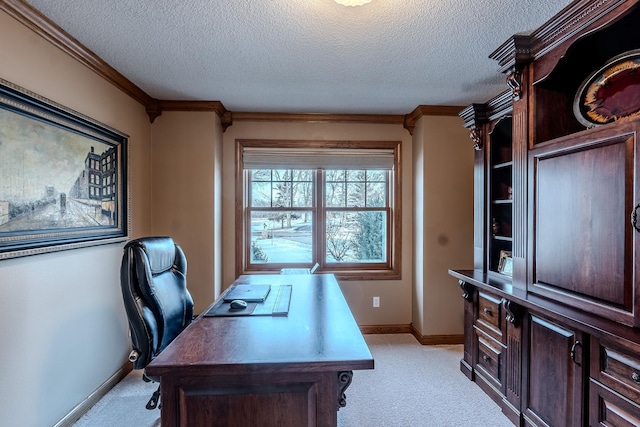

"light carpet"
[73,334,513,427]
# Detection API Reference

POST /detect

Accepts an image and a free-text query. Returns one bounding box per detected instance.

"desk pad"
[205,302,257,317]
[204,284,291,317]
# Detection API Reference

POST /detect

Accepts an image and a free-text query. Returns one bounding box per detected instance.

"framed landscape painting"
[0,79,128,259]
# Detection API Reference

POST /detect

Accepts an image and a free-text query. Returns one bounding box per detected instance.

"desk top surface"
[145,274,374,377]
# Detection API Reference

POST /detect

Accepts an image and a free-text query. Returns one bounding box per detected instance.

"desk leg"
[158,377,178,427]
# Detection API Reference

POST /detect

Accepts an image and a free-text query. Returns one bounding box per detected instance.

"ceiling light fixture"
[334,0,372,6]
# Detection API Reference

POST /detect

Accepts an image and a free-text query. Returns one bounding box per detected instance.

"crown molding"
[529,0,626,60]
[146,99,232,129]
[458,91,512,151]
[232,111,404,125]
[489,0,630,76]
[403,105,465,135]
[0,0,152,106]
[153,108,464,134]
[489,34,533,75]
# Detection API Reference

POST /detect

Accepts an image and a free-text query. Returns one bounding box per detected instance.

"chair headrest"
[125,236,177,274]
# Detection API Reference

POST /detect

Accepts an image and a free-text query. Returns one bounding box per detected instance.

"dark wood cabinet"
[522,314,586,427]
[460,91,514,276]
[450,1,640,426]
[589,337,640,426]
[529,124,639,326]
[474,290,506,396]
[590,381,640,427]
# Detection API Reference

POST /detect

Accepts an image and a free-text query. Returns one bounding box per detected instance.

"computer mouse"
[230,299,248,310]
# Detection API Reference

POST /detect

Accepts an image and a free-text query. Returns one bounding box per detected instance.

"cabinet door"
[523,314,586,427]
[529,123,639,327]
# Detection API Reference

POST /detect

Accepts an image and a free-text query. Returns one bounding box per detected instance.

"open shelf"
[532,5,640,145]
[488,116,513,275]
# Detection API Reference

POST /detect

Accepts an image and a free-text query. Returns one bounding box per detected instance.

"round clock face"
[574,49,640,127]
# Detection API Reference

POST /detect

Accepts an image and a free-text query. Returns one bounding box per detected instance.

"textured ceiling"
[25,0,573,114]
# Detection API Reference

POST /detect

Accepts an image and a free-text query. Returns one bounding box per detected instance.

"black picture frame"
[0,79,128,259]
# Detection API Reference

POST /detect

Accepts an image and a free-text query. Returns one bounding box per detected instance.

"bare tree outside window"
[247,168,388,266]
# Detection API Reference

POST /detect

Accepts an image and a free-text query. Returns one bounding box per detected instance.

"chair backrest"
[120,236,194,370]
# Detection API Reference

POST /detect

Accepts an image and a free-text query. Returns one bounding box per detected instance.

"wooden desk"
[145,274,374,427]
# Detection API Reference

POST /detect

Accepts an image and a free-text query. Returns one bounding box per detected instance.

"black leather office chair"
[120,236,194,409]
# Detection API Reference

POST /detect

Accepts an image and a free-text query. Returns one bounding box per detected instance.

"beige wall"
[150,111,223,313]
[0,10,152,427]
[222,121,414,326]
[412,119,427,330]
[412,115,474,335]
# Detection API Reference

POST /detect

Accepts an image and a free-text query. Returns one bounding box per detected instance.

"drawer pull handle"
[483,308,492,315]
[482,355,490,362]
[632,372,640,383]
[632,204,640,232]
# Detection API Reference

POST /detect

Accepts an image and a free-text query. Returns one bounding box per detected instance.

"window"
[236,140,401,279]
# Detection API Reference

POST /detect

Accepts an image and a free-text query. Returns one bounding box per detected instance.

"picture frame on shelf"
[498,250,513,276]
[0,78,129,260]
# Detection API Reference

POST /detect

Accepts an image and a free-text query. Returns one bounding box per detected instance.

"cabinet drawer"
[475,327,503,385]
[590,380,640,427]
[477,291,503,338]
[591,338,640,403]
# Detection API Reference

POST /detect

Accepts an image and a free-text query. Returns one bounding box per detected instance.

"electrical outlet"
[373,296,380,307]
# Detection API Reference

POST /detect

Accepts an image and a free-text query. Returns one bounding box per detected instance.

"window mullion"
[316,169,325,268]
[363,172,368,208]
[343,170,347,208]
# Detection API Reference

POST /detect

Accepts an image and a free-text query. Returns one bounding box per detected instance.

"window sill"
[240,268,400,281]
